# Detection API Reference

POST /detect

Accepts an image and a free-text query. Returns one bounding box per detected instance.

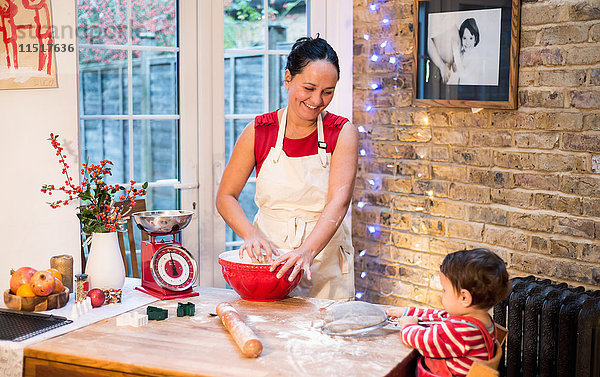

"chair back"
[466,323,508,377]
[81,199,148,277]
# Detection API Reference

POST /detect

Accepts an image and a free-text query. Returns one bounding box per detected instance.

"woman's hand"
[269,248,313,282]
[240,234,279,263]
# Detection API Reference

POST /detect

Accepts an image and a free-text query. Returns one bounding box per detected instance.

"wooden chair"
[81,199,148,278]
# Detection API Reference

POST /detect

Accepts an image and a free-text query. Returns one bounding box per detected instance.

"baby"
[386,248,510,377]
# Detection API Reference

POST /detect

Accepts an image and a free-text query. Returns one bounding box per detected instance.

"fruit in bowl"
[6,267,69,311]
[218,250,303,302]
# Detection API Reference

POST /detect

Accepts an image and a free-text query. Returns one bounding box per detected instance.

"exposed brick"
[550,239,580,259]
[581,243,600,263]
[427,199,466,219]
[484,225,528,251]
[469,130,512,147]
[538,25,588,46]
[390,212,411,231]
[391,195,427,211]
[515,173,559,191]
[467,205,508,225]
[429,237,467,255]
[562,133,600,152]
[452,148,493,166]
[519,70,537,86]
[521,2,569,25]
[432,128,469,145]
[592,23,600,42]
[555,216,596,238]
[391,109,413,125]
[468,169,514,189]
[568,1,600,21]
[591,69,600,86]
[396,162,429,178]
[411,216,445,236]
[491,189,533,208]
[427,111,450,127]
[534,111,582,131]
[530,235,549,254]
[570,90,600,109]
[491,112,535,129]
[582,113,600,130]
[370,125,396,140]
[539,69,586,87]
[374,142,416,159]
[445,220,484,241]
[450,112,489,128]
[520,30,537,48]
[565,46,600,65]
[519,89,565,108]
[560,175,600,196]
[507,211,555,232]
[515,132,559,149]
[535,152,587,172]
[431,164,467,181]
[533,193,583,215]
[412,180,450,197]
[449,183,491,203]
[494,151,537,169]
[520,48,562,66]
[391,230,430,251]
[390,177,412,192]
[428,146,450,162]
[397,126,431,142]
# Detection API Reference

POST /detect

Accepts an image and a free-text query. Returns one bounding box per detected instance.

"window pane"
[78,0,128,45]
[268,54,287,111]
[79,48,128,115]
[225,118,253,165]
[234,55,264,114]
[224,0,265,50]
[268,1,307,47]
[132,120,179,182]
[80,119,129,186]
[132,0,177,48]
[132,51,178,115]
[145,186,179,211]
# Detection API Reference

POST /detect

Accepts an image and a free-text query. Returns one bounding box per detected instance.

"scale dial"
[150,244,198,291]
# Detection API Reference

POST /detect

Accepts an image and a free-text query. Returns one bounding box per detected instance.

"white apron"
[254,107,355,300]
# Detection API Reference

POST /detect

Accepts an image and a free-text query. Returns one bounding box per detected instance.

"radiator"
[493,276,600,377]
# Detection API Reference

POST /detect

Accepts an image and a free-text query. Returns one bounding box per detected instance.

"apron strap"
[273,107,287,163]
[316,114,327,168]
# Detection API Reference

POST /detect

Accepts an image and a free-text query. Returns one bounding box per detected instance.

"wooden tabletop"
[23,287,416,377]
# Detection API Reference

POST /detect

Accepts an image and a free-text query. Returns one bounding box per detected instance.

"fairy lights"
[370,54,379,62]
[359,149,367,156]
[357,125,366,133]
[357,201,366,208]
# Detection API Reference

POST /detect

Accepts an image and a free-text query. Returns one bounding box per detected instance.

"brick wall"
[352,0,600,308]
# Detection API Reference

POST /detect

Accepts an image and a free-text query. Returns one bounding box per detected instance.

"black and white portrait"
[427,8,501,86]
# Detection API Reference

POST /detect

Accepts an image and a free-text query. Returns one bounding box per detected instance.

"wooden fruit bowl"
[3,288,69,312]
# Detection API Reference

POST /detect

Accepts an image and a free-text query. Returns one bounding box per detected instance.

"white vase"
[85,232,125,290]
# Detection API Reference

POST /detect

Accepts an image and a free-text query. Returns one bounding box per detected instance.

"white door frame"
[197,0,352,287]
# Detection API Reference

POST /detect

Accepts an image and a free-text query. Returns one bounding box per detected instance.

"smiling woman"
[216,36,358,300]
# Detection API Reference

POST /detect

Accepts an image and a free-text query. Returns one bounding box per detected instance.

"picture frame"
[412,0,521,109]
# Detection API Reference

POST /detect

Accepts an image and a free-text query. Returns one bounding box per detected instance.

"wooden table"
[23,287,416,377]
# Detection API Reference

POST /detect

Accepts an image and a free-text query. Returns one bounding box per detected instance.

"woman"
[216,36,357,300]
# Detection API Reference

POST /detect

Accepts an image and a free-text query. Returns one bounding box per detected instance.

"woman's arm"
[216,121,278,261]
[271,120,358,281]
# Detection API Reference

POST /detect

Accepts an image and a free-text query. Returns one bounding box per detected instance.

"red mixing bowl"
[218,250,303,302]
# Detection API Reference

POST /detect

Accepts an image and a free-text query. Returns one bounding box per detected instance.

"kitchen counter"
[23,286,416,377]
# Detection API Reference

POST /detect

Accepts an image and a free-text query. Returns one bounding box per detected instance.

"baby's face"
[461,29,476,51]
[440,273,465,316]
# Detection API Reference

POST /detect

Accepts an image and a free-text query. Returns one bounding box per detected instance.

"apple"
[9,267,37,294]
[30,270,56,296]
[87,288,106,308]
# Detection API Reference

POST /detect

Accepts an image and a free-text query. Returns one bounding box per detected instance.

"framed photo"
[412,0,521,109]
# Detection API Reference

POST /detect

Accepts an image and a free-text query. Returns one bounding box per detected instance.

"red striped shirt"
[254,110,349,175]
[400,308,496,377]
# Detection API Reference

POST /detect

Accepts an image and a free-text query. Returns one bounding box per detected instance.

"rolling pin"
[216,302,263,358]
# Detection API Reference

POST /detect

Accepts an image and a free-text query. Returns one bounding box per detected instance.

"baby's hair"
[286,34,340,79]
[440,248,510,309]
[459,18,480,47]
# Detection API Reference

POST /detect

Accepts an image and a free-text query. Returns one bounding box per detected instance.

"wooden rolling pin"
[216,302,263,358]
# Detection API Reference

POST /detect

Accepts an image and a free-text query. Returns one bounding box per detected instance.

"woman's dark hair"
[285,35,340,79]
[440,248,510,309]
[459,18,480,47]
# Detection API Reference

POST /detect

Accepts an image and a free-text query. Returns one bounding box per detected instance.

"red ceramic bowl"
[218,250,303,302]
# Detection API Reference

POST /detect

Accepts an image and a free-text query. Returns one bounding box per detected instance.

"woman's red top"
[254,110,349,175]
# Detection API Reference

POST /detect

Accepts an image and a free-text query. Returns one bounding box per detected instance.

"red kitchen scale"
[132,210,199,300]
